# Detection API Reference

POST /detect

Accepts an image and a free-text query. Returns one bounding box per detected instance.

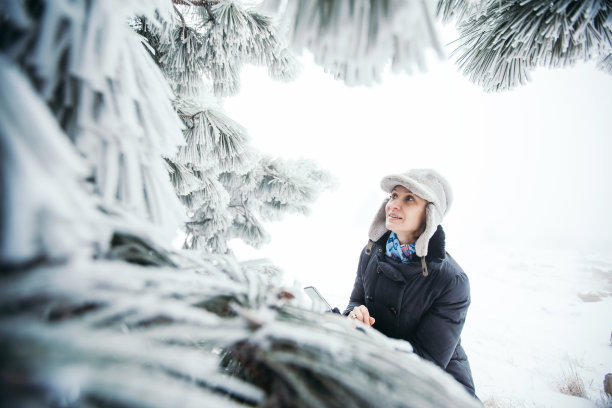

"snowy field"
[453,243,612,407]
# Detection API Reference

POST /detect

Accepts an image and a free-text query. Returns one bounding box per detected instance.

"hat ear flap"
[368,199,388,242]
[415,203,439,257]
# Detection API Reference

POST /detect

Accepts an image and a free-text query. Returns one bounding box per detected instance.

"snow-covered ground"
[455,243,612,407]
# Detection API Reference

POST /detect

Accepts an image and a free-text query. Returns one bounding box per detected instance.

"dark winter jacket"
[344,225,476,396]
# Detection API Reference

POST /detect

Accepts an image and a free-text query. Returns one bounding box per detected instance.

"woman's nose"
[386,198,398,210]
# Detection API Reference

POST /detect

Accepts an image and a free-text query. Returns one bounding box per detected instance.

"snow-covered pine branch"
[183,173,232,253]
[261,0,610,90]
[224,304,483,408]
[0,248,481,407]
[0,56,103,265]
[177,106,254,173]
[216,157,335,250]
[0,0,185,265]
[261,0,444,86]
[254,157,335,221]
[138,1,328,254]
[159,24,209,97]
[453,0,612,91]
[201,1,299,96]
[0,250,267,407]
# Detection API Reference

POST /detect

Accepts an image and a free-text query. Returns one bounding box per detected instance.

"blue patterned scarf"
[386,232,416,263]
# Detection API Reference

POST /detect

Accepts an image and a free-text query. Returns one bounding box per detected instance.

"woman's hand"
[348,305,375,326]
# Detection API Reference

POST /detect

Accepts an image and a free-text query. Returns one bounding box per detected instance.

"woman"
[344,168,476,397]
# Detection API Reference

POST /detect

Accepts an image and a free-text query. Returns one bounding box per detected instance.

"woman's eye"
[405,196,414,201]
[390,193,397,199]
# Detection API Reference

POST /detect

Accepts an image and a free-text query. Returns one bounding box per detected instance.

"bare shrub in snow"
[558,361,588,399]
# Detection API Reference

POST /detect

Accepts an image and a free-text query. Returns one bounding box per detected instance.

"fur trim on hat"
[367,169,452,257]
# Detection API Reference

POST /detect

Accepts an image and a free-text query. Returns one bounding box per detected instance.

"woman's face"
[385,185,428,244]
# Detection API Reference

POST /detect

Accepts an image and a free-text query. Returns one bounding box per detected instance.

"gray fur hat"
[368,169,453,257]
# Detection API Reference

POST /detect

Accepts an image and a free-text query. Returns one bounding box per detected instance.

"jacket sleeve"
[342,247,369,316]
[409,272,470,369]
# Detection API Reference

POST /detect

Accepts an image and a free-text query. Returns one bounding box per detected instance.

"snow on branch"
[0,56,104,266]
[255,157,334,221]
[201,1,299,96]
[1,0,186,247]
[225,304,483,408]
[159,24,208,97]
[0,254,267,407]
[0,245,482,407]
[262,0,444,86]
[453,0,612,91]
[178,108,253,173]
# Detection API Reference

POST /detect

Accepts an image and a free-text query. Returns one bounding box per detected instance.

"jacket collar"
[376,225,446,261]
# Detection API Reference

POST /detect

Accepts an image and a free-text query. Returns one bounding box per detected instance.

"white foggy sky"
[224,30,612,303]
